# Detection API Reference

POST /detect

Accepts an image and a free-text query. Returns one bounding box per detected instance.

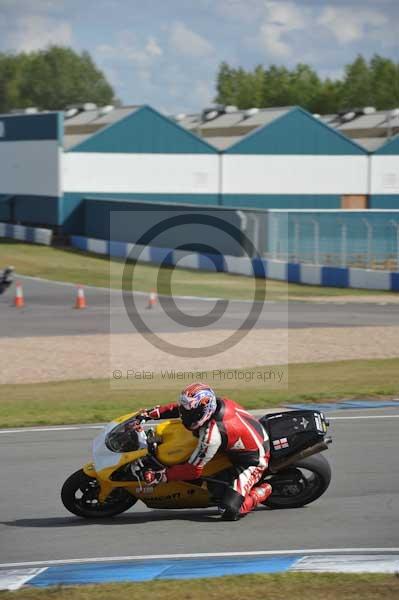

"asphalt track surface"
[0,275,398,337]
[1,408,398,563]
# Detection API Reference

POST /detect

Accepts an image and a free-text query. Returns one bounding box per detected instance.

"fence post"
[271,212,278,260]
[362,218,373,268]
[294,218,300,263]
[390,220,399,271]
[311,218,320,265]
[340,222,347,268]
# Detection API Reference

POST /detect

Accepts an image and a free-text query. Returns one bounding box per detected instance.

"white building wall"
[370,156,399,194]
[222,155,368,195]
[62,153,219,195]
[0,141,60,196]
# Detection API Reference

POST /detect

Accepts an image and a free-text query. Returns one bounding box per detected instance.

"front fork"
[82,462,115,503]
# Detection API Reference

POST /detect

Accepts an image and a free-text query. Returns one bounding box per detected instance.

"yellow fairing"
[153,420,231,474]
[88,417,232,508]
[154,419,197,465]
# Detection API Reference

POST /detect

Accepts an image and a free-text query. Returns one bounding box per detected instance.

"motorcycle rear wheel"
[61,469,137,518]
[263,453,331,509]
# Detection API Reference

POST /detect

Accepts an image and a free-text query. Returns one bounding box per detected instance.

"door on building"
[341,195,368,209]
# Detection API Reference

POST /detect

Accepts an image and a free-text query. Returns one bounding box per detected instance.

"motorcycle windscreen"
[105,419,148,453]
[92,422,124,472]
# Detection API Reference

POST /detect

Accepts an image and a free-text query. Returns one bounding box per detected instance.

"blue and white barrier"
[70,235,399,292]
[0,222,53,245]
[1,550,398,590]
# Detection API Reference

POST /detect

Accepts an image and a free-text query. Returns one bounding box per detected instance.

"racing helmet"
[179,382,217,430]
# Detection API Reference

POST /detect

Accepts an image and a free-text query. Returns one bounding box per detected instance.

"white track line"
[1,548,399,569]
[329,414,399,420]
[0,425,104,434]
[0,413,398,435]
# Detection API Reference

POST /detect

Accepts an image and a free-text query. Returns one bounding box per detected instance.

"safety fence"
[0,222,53,245]
[71,235,399,292]
[265,210,399,270]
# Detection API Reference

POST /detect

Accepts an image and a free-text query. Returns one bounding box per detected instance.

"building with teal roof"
[1,103,398,238]
[61,104,219,233]
[219,107,368,210]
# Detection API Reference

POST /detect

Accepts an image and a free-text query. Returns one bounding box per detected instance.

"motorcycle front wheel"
[263,453,331,509]
[61,469,137,518]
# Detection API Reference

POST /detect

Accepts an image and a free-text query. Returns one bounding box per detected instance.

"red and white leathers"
[147,397,271,515]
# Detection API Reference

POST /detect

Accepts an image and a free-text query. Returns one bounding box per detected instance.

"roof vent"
[98,105,114,117]
[362,106,376,115]
[175,113,186,121]
[203,109,219,121]
[24,107,38,114]
[342,111,356,122]
[83,102,97,111]
[244,107,259,117]
[243,107,259,118]
[224,105,238,114]
[65,107,79,119]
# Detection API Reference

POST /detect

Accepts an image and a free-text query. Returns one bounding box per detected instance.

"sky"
[0,0,398,114]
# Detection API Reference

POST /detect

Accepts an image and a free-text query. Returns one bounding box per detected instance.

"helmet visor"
[179,404,207,430]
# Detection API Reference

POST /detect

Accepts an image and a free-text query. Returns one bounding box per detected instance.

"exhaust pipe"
[269,436,332,474]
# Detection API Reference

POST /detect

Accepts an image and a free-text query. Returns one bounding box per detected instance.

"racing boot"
[220,483,272,521]
[239,482,272,516]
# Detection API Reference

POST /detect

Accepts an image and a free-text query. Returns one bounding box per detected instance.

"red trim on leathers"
[153,398,269,486]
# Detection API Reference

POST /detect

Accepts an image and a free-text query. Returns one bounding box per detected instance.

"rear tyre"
[263,453,331,509]
[61,469,137,518]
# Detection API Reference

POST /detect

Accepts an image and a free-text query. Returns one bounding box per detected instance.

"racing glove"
[143,468,167,485]
[137,406,162,420]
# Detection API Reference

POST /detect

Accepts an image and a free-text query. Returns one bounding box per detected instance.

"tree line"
[0,47,397,115]
[215,55,399,114]
[0,46,115,113]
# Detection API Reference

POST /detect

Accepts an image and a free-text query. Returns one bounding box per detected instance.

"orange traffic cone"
[74,286,86,309]
[146,290,157,309]
[14,281,24,308]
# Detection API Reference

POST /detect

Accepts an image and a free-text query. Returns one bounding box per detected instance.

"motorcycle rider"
[140,382,272,521]
[0,266,14,295]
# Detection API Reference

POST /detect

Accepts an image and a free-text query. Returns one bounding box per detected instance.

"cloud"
[258,1,306,58]
[192,80,213,107]
[0,0,66,12]
[168,21,213,57]
[318,6,388,44]
[95,31,163,92]
[6,15,72,52]
[97,32,163,84]
[206,0,265,23]
[146,36,162,58]
[98,33,162,64]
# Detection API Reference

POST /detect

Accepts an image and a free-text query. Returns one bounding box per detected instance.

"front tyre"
[61,469,137,518]
[263,453,331,509]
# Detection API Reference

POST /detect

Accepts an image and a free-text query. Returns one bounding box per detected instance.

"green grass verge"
[1,358,398,428]
[3,573,398,600]
[0,239,391,301]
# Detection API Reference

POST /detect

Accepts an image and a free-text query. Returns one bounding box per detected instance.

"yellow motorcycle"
[61,409,332,518]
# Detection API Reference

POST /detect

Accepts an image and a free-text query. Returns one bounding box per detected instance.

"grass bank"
[0,240,391,301]
[1,358,398,428]
[3,573,399,600]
